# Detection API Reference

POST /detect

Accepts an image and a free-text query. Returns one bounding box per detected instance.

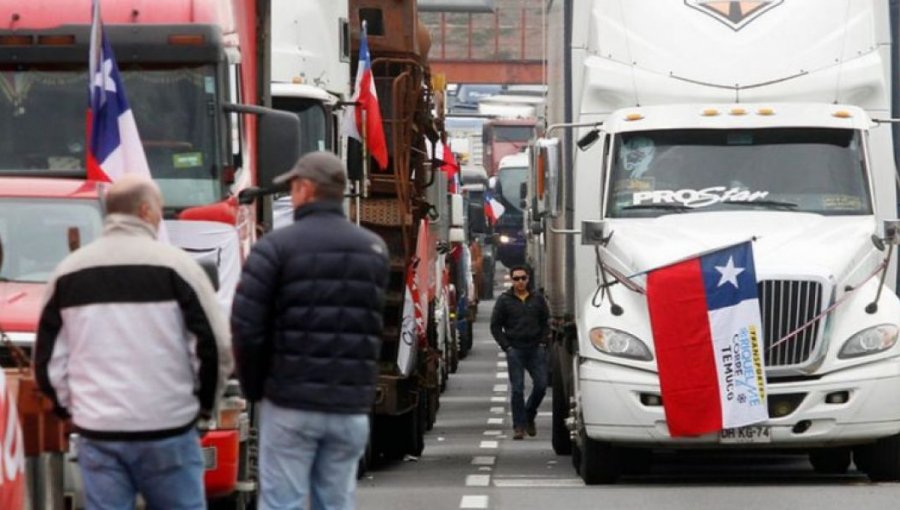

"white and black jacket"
[34,214,233,441]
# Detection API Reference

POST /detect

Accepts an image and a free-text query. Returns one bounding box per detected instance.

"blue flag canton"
[700,242,759,311]
[90,32,131,162]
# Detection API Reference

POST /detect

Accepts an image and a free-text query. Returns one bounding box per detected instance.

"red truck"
[0,0,300,507]
[481,118,536,177]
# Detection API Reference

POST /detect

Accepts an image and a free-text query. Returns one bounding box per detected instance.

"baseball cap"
[273,151,347,188]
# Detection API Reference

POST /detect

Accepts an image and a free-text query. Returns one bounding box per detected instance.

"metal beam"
[430,60,544,84]
[418,0,495,13]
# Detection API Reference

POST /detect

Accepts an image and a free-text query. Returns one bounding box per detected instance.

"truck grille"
[759,280,823,368]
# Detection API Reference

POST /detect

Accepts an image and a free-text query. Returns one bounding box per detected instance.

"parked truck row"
[0,0,484,507]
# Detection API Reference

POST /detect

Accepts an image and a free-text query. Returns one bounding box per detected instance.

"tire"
[808,447,851,475]
[862,434,900,481]
[620,447,652,476]
[578,426,620,485]
[551,350,572,455]
[853,444,874,474]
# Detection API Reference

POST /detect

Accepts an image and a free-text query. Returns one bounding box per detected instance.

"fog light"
[771,401,793,418]
[640,393,662,406]
[825,391,850,404]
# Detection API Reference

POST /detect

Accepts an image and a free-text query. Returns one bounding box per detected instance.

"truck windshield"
[0,198,103,283]
[492,125,533,143]
[498,166,527,212]
[0,64,221,209]
[272,96,330,154]
[607,128,871,217]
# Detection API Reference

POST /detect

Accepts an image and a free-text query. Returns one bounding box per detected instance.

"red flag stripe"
[646,258,723,437]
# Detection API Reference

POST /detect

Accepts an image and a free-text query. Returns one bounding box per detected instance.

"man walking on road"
[231,151,390,510]
[491,265,550,440]
[35,175,233,509]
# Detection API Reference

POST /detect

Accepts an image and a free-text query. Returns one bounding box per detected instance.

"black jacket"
[231,201,390,414]
[490,288,550,350]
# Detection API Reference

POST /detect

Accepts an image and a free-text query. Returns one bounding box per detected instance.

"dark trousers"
[506,344,548,429]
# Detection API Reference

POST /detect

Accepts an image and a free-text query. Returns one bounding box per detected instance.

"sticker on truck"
[632,187,770,208]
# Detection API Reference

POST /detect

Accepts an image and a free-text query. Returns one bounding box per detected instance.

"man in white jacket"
[35,175,233,510]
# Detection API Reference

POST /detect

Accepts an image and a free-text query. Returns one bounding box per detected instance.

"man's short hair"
[105,177,160,217]
[273,151,347,201]
[508,264,530,277]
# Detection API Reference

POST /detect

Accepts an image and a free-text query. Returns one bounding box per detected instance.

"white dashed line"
[497,361,508,369]
[460,495,489,509]
[487,417,504,425]
[483,430,502,436]
[493,478,585,488]
[479,440,499,449]
[490,396,505,403]
[466,474,491,487]
[495,372,507,379]
[493,384,508,392]
[489,407,504,414]
[497,352,506,359]
[471,456,496,466]
[478,466,493,472]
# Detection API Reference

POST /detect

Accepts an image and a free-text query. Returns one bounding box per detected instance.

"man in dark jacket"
[491,265,550,440]
[231,152,389,510]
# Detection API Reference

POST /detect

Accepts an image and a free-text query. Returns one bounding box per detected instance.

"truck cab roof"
[498,152,529,171]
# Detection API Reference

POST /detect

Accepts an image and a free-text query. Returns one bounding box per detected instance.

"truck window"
[492,125,533,143]
[272,96,330,155]
[0,64,221,209]
[606,128,872,217]
[0,198,103,283]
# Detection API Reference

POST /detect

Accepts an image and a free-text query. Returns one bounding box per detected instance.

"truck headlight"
[589,327,653,361]
[838,324,899,359]
[499,235,511,244]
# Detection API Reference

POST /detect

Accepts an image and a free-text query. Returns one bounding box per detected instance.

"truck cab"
[493,152,528,268]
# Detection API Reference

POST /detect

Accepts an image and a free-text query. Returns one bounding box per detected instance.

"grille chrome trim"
[759,280,824,369]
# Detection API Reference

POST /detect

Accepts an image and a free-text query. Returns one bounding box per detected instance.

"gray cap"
[273,151,347,188]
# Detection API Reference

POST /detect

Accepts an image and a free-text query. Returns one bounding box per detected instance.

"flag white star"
[92,59,117,102]
[715,256,745,288]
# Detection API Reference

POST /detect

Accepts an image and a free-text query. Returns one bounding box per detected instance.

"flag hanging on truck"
[342,21,389,170]
[86,0,151,183]
[646,241,768,437]
[484,188,505,225]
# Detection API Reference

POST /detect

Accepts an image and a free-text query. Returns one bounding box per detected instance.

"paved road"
[356,298,900,510]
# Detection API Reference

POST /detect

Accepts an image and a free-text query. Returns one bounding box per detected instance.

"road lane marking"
[460,495,489,509]
[489,407,504,414]
[483,430,502,436]
[490,396,505,403]
[487,418,504,425]
[493,384,508,392]
[466,474,491,487]
[498,352,506,358]
[492,478,585,488]
[471,456,495,466]
[478,466,492,472]
[479,441,498,449]
[495,372,507,379]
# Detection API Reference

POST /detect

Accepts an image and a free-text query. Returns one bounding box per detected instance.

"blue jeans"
[506,344,548,429]
[77,428,204,510]
[258,400,369,510]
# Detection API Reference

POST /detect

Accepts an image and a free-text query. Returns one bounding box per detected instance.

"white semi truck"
[532,0,900,484]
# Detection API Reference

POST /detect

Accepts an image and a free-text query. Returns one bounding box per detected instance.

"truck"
[493,152,529,269]
[347,0,456,466]
[482,117,535,177]
[0,0,300,506]
[533,0,900,484]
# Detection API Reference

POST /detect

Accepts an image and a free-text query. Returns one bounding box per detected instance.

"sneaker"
[513,428,525,440]
[526,421,536,437]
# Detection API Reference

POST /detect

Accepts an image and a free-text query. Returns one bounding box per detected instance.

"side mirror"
[198,258,220,291]
[885,219,900,245]
[224,103,302,188]
[519,182,527,201]
[535,138,561,218]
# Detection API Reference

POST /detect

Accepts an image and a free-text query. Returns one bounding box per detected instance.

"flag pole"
[362,108,369,199]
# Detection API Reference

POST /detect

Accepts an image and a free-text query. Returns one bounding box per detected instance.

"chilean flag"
[646,241,768,437]
[484,188,505,225]
[343,21,389,170]
[86,0,151,182]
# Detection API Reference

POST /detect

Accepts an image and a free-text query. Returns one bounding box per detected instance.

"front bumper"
[579,356,900,447]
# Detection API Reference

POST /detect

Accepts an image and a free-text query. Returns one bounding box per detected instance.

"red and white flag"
[646,241,768,437]
[0,371,25,510]
[342,21,388,170]
[484,188,505,225]
[86,0,151,183]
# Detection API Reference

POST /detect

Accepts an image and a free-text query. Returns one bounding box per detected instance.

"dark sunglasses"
[511,275,529,281]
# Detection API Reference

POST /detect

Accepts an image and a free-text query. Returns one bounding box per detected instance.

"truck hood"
[0,281,45,333]
[605,213,875,282]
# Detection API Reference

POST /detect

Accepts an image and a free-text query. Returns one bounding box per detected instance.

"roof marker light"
[702,108,720,117]
[625,113,644,121]
[757,107,775,116]
[833,110,852,119]
[730,108,747,116]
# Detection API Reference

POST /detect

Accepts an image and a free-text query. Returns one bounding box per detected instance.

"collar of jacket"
[293,201,345,221]
[103,213,158,239]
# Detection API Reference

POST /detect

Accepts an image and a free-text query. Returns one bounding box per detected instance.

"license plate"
[202,447,217,470]
[719,425,771,444]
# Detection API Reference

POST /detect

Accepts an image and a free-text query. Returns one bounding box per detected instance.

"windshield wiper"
[621,203,691,212]
[722,199,798,210]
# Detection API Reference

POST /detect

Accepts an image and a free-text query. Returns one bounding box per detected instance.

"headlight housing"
[589,327,653,361]
[838,324,899,359]
[499,235,511,244]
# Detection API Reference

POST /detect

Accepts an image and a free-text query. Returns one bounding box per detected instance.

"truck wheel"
[620,447,652,476]
[808,447,851,475]
[862,434,900,481]
[578,426,620,485]
[853,444,874,474]
[551,350,572,455]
